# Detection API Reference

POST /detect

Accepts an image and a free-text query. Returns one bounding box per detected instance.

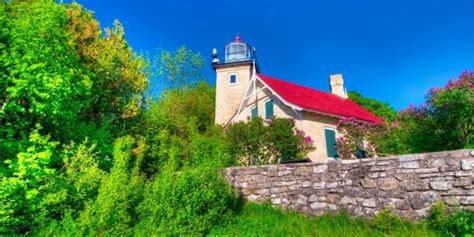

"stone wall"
[224,149,474,219]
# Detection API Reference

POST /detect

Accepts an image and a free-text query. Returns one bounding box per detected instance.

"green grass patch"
[209,203,440,237]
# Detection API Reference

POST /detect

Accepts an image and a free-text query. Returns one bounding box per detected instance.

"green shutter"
[325,129,337,158]
[265,99,274,119]
[251,107,258,119]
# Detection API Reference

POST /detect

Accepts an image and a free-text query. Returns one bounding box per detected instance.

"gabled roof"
[256,73,384,124]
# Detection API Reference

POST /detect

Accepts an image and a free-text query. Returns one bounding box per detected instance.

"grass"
[209,203,440,237]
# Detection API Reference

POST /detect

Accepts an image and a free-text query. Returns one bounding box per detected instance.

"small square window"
[229,74,237,85]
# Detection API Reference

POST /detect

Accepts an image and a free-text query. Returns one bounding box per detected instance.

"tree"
[348,91,397,122]
[148,46,207,93]
[398,70,473,152]
[0,1,148,164]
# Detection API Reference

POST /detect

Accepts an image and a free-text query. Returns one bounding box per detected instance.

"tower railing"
[212,51,260,71]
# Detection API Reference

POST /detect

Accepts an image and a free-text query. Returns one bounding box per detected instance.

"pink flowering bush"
[335,117,384,159]
[338,70,473,158]
[398,70,473,152]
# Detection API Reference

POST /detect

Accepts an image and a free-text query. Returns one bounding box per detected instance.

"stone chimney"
[329,74,348,99]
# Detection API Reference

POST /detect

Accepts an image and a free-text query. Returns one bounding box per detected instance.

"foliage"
[148,46,207,92]
[225,117,315,165]
[398,71,473,152]
[348,91,397,122]
[141,82,217,173]
[209,203,438,237]
[429,202,474,237]
[0,125,63,234]
[135,165,238,235]
[0,0,148,164]
[338,71,473,157]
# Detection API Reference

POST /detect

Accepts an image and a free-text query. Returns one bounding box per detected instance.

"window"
[265,99,274,119]
[324,128,337,158]
[251,107,258,119]
[229,74,237,85]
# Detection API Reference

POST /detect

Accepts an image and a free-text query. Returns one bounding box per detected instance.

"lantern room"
[212,35,258,69]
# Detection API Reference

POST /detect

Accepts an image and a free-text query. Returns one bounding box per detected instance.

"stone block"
[377,178,399,191]
[340,196,357,205]
[360,178,377,188]
[430,180,449,191]
[393,173,415,181]
[409,192,436,210]
[395,200,410,210]
[301,181,312,188]
[308,194,318,202]
[461,159,474,170]
[313,182,326,190]
[454,171,472,177]
[362,198,378,208]
[326,182,338,189]
[401,179,429,191]
[454,177,472,187]
[401,161,420,169]
[272,198,282,204]
[277,170,292,176]
[414,168,439,174]
[430,158,446,168]
[294,166,312,176]
[460,196,474,205]
[310,202,328,210]
[313,164,328,173]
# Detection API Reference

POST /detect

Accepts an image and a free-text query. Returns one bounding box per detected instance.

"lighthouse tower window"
[229,74,237,85]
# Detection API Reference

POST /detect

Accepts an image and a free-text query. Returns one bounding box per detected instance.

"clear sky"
[71,0,473,110]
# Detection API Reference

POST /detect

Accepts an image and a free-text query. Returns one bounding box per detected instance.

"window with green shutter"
[251,107,258,119]
[265,99,274,119]
[325,128,337,158]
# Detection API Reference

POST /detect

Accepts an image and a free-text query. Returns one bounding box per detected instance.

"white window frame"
[229,73,238,85]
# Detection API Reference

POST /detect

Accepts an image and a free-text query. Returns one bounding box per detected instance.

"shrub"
[135,165,238,235]
[429,202,474,237]
[0,125,67,234]
[225,117,315,165]
[335,117,385,159]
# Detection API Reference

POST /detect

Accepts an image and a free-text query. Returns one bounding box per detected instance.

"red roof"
[257,73,384,124]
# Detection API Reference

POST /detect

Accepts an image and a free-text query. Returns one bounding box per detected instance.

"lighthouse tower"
[212,35,259,125]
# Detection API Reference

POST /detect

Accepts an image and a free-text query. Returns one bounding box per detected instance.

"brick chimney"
[329,74,348,99]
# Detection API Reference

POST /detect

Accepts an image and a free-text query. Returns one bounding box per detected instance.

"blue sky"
[72,0,473,110]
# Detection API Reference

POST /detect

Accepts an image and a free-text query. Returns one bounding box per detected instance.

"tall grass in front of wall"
[209,203,440,237]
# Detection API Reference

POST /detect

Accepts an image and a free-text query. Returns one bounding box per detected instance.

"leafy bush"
[429,202,474,237]
[226,117,315,165]
[135,165,238,235]
[0,125,64,234]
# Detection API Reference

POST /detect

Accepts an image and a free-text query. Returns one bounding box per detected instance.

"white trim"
[228,73,238,85]
[255,74,304,111]
[324,127,336,132]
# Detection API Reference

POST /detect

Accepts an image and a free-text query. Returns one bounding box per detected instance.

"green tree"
[148,46,207,92]
[348,91,397,122]
[0,1,149,164]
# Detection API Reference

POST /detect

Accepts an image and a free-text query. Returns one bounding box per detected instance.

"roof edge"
[255,73,384,124]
